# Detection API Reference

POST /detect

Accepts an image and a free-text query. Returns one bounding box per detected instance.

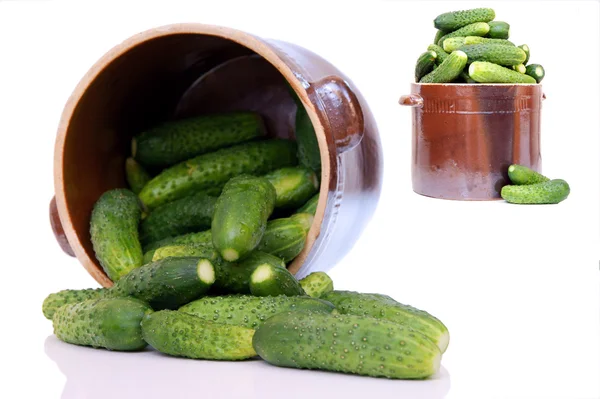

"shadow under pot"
[400,83,544,200]
[50,23,383,287]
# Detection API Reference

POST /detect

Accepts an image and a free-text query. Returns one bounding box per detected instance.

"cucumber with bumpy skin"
[90,189,143,282]
[434,8,495,31]
[437,22,490,46]
[296,193,319,215]
[125,158,151,194]
[111,256,216,310]
[488,21,510,39]
[143,230,212,260]
[501,179,569,204]
[427,44,448,65]
[264,166,319,209]
[139,139,297,210]
[507,164,549,185]
[139,193,216,246]
[249,264,306,297]
[141,310,256,360]
[464,36,514,46]
[442,37,467,52]
[53,297,152,351]
[132,112,266,168]
[212,175,276,262]
[468,62,536,84]
[420,50,468,83]
[415,51,437,82]
[321,290,450,353]
[459,43,526,66]
[299,272,334,298]
[525,64,545,83]
[253,311,442,379]
[151,242,214,262]
[213,251,286,294]
[179,294,335,329]
[43,288,108,320]
[519,44,530,64]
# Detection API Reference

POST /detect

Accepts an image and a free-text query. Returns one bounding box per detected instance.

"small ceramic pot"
[50,23,383,287]
[400,83,544,200]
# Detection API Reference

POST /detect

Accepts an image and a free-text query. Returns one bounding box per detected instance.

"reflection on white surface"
[45,335,451,399]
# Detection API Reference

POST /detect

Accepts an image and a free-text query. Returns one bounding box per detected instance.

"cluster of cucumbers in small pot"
[43,88,450,379]
[415,8,545,84]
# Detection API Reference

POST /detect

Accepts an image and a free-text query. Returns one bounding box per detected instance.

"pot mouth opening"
[54,24,327,284]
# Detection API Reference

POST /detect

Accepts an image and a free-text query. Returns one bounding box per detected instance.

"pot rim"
[54,23,331,286]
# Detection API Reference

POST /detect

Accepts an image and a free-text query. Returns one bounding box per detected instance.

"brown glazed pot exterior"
[400,83,543,200]
[51,24,383,287]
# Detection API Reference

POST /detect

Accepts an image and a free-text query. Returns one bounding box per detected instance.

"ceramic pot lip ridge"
[53,23,331,283]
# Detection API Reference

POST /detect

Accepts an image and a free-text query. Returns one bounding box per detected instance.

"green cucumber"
[525,64,545,83]
[295,101,321,173]
[264,166,319,209]
[442,37,466,53]
[427,44,449,65]
[212,175,276,262]
[437,22,490,46]
[141,310,256,360]
[125,157,151,194]
[249,263,305,297]
[52,297,152,351]
[143,229,212,259]
[257,214,311,262]
[464,36,514,46]
[420,50,468,84]
[519,44,530,64]
[90,189,143,282]
[321,291,449,353]
[138,192,217,246]
[488,21,510,39]
[289,212,313,233]
[151,242,214,262]
[179,294,335,329]
[513,64,526,74]
[433,30,446,45]
[468,62,537,84]
[253,311,442,379]
[296,193,319,215]
[507,164,549,185]
[213,251,286,294]
[434,8,495,31]
[132,112,266,168]
[299,272,334,298]
[42,288,108,320]
[112,256,216,310]
[139,139,297,210]
[501,179,570,204]
[459,43,526,66]
[415,51,437,82]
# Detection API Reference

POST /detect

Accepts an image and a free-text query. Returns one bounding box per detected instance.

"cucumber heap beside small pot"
[415,7,545,84]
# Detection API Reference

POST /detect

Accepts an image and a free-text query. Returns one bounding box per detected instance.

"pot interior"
[59,32,314,284]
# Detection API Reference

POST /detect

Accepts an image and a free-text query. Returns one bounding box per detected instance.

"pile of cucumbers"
[502,164,570,204]
[43,269,450,379]
[44,96,450,379]
[415,8,545,84]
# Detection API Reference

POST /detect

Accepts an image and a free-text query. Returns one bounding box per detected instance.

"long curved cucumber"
[507,165,549,185]
[458,43,526,66]
[437,22,490,46]
[434,8,495,31]
[420,50,468,83]
[132,112,266,168]
[139,139,297,210]
[468,62,536,84]
[501,179,570,204]
[253,311,442,379]
[42,288,108,320]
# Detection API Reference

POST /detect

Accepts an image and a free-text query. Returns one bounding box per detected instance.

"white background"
[0,1,599,398]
